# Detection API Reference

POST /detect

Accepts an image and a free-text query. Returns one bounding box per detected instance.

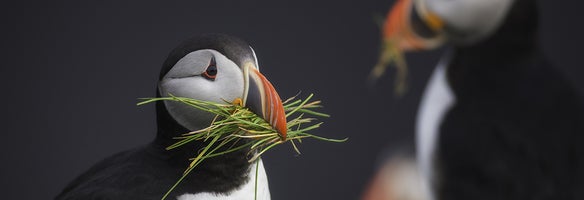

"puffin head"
[381,0,517,51]
[156,34,287,141]
[370,0,524,87]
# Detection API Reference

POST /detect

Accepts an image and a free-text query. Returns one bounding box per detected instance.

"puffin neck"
[154,99,190,147]
[150,103,254,195]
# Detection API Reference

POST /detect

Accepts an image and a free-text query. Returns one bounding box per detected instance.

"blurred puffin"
[364,0,584,199]
[56,34,286,200]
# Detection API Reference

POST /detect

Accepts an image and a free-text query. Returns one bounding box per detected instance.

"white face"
[423,0,515,45]
[159,49,245,131]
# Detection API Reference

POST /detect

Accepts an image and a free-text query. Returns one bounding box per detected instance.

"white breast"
[176,159,271,200]
[415,53,455,199]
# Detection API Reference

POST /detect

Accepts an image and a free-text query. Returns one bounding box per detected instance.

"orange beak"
[370,0,446,94]
[383,0,445,51]
[242,62,287,140]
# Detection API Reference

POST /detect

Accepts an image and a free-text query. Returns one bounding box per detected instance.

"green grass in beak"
[137,93,346,200]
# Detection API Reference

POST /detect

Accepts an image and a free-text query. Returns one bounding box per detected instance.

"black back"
[56,34,255,200]
[435,0,584,199]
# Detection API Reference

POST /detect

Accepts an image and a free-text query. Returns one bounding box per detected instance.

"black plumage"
[435,0,584,199]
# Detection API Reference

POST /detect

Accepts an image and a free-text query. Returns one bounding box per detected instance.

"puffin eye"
[202,57,217,80]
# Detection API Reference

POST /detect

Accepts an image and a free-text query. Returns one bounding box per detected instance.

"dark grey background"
[2,0,583,199]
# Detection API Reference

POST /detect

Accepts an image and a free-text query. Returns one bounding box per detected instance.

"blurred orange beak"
[361,157,430,200]
[242,62,287,140]
[383,0,445,51]
[369,0,446,93]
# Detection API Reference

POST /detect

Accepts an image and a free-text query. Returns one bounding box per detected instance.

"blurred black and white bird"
[56,34,288,200]
[364,0,584,199]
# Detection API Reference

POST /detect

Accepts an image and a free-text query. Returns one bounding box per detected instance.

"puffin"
[364,0,584,199]
[56,34,287,200]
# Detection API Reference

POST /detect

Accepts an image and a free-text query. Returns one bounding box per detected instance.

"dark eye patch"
[202,57,217,80]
